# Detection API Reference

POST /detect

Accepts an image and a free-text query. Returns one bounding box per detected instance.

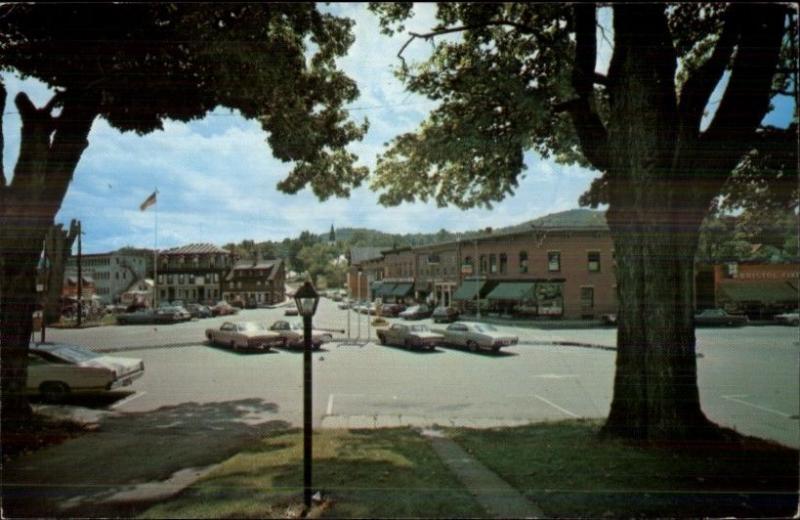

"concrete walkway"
[421,429,544,519]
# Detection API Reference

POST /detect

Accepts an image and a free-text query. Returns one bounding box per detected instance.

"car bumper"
[107,368,145,390]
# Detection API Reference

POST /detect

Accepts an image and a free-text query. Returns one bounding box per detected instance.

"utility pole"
[76,220,83,327]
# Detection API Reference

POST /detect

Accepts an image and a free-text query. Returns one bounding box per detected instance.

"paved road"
[43,298,799,448]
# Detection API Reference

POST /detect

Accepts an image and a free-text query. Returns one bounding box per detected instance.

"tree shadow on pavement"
[2,398,290,518]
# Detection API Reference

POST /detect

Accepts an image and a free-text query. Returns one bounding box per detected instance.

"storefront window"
[489,254,497,273]
[499,254,507,274]
[480,255,487,274]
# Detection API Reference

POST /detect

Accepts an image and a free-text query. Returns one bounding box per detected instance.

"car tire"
[40,381,70,404]
[231,341,238,351]
[404,339,413,349]
[492,346,501,353]
[467,340,479,353]
[377,333,386,345]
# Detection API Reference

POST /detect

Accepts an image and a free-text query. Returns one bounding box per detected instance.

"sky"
[2,4,795,254]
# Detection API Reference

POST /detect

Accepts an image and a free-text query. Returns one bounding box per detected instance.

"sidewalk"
[421,428,544,519]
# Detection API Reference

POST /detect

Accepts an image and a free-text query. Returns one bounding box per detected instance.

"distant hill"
[313,209,608,247]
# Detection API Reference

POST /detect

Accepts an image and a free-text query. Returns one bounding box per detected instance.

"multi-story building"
[222,257,286,306]
[345,210,619,319]
[379,247,416,303]
[157,243,231,304]
[347,247,384,300]
[453,223,616,319]
[65,251,151,305]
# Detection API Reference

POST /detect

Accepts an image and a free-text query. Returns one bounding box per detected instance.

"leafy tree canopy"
[0,3,368,198]
[367,3,797,211]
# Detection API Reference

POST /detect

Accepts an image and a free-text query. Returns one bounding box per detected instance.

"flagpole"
[153,188,159,309]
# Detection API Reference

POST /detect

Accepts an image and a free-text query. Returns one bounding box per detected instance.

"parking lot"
[42,297,799,448]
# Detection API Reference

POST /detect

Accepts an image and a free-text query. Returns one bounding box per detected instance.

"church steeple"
[328,223,336,244]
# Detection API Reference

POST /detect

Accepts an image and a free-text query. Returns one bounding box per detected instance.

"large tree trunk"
[0,90,97,435]
[598,6,715,442]
[602,212,714,441]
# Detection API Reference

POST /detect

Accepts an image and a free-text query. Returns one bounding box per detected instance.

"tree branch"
[677,5,741,133]
[562,4,609,172]
[0,79,6,189]
[700,5,786,173]
[397,19,539,70]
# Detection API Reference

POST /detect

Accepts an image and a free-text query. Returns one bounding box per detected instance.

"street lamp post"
[294,280,320,510]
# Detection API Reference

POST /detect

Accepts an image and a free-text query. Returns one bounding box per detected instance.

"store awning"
[453,280,485,301]
[375,283,395,297]
[719,281,799,303]
[391,283,414,297]
[486,282,536,301]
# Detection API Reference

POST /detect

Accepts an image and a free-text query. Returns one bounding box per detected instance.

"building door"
[580,287,594,319]
[168,287,175,302]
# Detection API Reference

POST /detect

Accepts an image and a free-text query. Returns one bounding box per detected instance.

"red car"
[211,301,238,316]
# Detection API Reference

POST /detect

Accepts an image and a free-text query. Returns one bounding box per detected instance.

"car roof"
[30,341,84,352]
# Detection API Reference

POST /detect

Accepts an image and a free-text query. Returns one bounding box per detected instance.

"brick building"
[223,258,286,306]
[696,262,799,318]
[157,243,231,304]
[341,210,618,319]
[347,247,384,300]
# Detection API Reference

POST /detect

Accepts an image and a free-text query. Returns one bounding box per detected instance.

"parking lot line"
[111,391,147,409]
[326,393,334,416]
[721,394,793,418]
[534,394,579,418]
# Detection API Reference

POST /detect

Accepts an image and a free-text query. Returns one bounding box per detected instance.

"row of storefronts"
[348,218,618,320]
[348,211,798,321]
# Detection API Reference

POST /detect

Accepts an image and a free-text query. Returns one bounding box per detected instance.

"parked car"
[244,299,258,309]
[268,320,333,349]
[211,301,238,316]
[186,303,212,319]
[284,303,299,316]
[376,323,442,350]
[432,306,460,323]
[774,310,800,326]
[161,305,192,321]
[28,341,144,403]
[434,322,518,353]
[399,304,432,320]
[337,300,351,310]
[694,308,749,327]
[205,321,284,351]
[117,308,186,325]
[380,303,407,317]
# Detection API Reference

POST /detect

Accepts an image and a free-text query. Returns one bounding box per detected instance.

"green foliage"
[369,4,797,212]
[0,4,368,197]
[698,208,799,263]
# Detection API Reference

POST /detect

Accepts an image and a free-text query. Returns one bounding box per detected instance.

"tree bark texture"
[42,221,80,324]
[0,91,97,434]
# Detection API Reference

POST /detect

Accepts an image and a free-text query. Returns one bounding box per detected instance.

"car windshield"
[410,325,429,332]
[238,322,266,332]
[46,345,101,363]
[473,324,498,333]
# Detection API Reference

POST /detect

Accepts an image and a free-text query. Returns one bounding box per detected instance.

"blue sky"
[2,4,795,254]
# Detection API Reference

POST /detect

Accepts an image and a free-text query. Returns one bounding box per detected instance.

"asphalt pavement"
[41,298,799,448]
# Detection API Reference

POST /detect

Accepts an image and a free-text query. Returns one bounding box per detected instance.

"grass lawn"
[139,428,484,519]
[451,419,799,518]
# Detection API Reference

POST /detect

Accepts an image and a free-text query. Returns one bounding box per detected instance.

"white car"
[775,310,800,326]
[268,320,333,349]
[28,342,144,403]
[434,322,519,353]
[205,321,285,351]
